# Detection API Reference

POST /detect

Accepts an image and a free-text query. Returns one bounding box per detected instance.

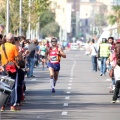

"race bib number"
[50,56,58,62]
[41,51,45,56]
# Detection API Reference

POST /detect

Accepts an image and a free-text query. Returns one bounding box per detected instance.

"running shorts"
[47,62,60,71]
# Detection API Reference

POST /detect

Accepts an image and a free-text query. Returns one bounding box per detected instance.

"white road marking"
[68,87,71,89]
[31,79,37,81]
[70,78,73,79]
[63,103,68,106]
[61,112,68,115]
[69,80,72,82]
[105,79,111,82]
[66,92,71,94]
[68,83,72,85]
[65,97,70,99]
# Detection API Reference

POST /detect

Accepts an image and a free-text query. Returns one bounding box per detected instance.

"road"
[1,50,120,120]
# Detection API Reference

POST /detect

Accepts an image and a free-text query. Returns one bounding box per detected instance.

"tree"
[40,10,55,29]
[29,0,51,30]
[41,22,59,38]
[107,6,120,33]
[0,0,51,35]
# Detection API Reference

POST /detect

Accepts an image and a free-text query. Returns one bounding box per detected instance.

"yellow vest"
[100,44,110,57]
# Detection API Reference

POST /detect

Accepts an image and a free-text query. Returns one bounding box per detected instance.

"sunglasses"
[51,40,57,42]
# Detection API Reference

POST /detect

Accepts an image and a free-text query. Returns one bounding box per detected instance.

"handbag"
[93,46,100,58]
[109,68,114,78]
[2,44,16,73]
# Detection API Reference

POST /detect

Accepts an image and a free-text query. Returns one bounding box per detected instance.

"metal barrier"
[0,76,14,89]
[0,76,14,108]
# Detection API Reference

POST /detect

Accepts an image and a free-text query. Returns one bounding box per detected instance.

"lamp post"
[19,0,22,36]
[28,0,31,39]
[6,0,10,34]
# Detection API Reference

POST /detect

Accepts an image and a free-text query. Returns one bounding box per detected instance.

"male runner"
[47,37,66,93]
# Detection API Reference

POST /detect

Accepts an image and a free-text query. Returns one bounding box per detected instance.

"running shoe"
[31,75,35,78]
[1,106,5,112]
[111,100,116,103]
[10,106,18,112]
[52,88,55,93]
[111,99,120,103]
[100,73,102,76]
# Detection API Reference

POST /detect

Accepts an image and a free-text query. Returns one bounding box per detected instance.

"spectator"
[99,38,110,76]
[27,39,38,78]
[90,39,98,72]
[0,33,19,111]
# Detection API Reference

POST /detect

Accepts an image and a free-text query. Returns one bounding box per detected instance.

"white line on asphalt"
[68,83,72,85]
[65,97,70,99]
[66,92,71,94]
[63,103,68,106]
[70,78,73,79]
[69,80,72,82]
[105,79,111,82]
[68,87,71,89]
[31,79,37,81]
[61,112,68,115]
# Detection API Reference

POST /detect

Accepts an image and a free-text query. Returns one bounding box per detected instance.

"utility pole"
[19,0,22,36]
[28,0,31,39]
[6,0,10,34]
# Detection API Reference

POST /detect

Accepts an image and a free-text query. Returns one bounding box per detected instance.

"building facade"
[50,0,119,42]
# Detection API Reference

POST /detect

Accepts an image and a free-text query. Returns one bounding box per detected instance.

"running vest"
[49,47,61,64]
[100,44,110,57]
[40,46,46,56]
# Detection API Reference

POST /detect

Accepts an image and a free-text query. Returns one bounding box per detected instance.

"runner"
[39,41,47,70]
[46,37,66,93]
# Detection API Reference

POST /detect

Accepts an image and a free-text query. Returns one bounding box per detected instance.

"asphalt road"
[1,49,120,120]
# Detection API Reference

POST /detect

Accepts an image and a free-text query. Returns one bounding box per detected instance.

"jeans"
[91,55,97,71]
[27,57,35,77]
[100,57,108,75]
[113,80,120,100]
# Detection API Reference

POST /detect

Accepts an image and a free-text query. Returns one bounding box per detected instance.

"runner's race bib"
[50,56,58,63]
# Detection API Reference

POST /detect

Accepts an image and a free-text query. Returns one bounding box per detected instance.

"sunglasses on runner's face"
[51,40,57,42]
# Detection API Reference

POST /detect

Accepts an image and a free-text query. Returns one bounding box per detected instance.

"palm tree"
[108,6,120,33]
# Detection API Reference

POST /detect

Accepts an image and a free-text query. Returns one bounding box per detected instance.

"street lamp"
[19,0,22,36]
[6,0,10,34]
